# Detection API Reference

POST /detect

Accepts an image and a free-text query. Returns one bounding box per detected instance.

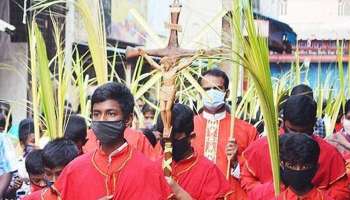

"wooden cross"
[126,0,205,178]
[126,1,197,58]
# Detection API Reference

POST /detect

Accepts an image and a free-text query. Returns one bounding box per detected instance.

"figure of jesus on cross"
[137,49,204,138]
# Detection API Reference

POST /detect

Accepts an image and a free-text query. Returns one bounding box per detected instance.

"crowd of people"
[0,68,350,199]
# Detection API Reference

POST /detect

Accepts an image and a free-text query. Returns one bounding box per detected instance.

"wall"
[0,0,28,124]
[277,0,350,39]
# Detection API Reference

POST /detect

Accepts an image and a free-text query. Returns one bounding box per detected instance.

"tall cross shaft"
[126,1,195,59]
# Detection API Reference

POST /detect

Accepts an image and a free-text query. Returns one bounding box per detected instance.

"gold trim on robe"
[204,119,220,163]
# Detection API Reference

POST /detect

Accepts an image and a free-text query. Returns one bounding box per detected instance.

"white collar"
[108,142,128,163]
[203,110,226,121]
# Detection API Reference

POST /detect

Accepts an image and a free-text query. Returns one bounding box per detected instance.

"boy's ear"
[190,132,196,139]
[125,114,133,127]
[225,89,230,99]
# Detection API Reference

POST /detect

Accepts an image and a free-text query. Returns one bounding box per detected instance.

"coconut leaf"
[32,22,58,138]
[231,1,280,195]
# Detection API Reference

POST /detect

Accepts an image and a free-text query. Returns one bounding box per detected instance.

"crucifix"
[126,0,204,177]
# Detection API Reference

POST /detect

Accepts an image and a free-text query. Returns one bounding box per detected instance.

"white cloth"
[108,142,128,163]
[202,110,226,121]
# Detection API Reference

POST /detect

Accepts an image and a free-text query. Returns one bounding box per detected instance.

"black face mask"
[91,120,126,145]
[280,166,317,194]
[172,137,191,162]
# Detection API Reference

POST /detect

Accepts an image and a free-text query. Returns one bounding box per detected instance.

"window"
[280,0,288,15]
[338,0,350,16]
[252,0,260,12]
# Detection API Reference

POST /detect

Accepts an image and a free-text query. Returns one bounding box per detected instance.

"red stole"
[193,113,258,175]
[52,145,172,200]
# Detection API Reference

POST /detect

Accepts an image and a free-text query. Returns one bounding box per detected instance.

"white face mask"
[203,89,226,112]
[343,118,350,133]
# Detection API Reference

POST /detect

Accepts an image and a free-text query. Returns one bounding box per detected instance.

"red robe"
[83,128,160,160]
[22,188,54,200]
[344,153,350,177]
[193,112,258,175]
[165,153,233,199]
[241,135,350,200]
[248,182,334,200]
[50,144,172,200]
[21,190,42,200]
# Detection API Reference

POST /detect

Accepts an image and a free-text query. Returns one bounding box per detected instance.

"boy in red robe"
[241,95,350,200]
[45,82,172,200]
[248,133,334,200]
[22,138,79,200]
[24,150,46,193]
[155,103,236,199]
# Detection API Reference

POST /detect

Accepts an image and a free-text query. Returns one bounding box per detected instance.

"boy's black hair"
[64,115,87,143]
[19,118,35,144]
[42,138,79,169]
[25,149,44,175]
[345,99,350,115]
[283,95,317,127]
[280,133,320,167]
[156,103,194,137]
[141,104,156,115]
[91,82,134,119]
[290,84,313,99]
[142,128,157,147]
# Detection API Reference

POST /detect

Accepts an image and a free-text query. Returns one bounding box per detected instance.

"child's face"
[143,112,155,128]
[44,166,64,183]
[25,133,36,146]
[29,173,46,191]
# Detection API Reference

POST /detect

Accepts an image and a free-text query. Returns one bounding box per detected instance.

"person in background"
[327,99,350,176]
[4,118,38,200]
[22,138,79,200]
[15,150,46,199]
[64,115,88,155]
[18,119,36,157]
[25,150,46,193]
[0,113,18,199]
[141,104,156,129]
[327,99,350,154]
[290,84,326,138]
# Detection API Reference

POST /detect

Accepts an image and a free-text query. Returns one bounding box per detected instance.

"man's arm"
[175,52,203,72]
[0,172,12,198]
[138,49,163,70]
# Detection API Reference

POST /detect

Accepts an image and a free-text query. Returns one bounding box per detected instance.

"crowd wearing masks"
[0,68,349,200]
